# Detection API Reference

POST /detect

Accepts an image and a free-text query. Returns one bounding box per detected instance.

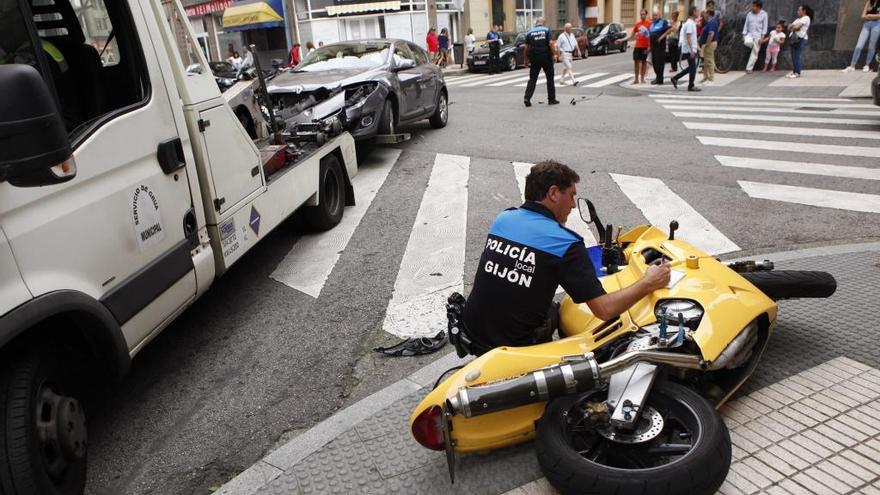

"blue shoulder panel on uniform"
[489,208,581,258]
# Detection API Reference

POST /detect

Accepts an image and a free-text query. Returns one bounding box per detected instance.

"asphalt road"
[85,51,880,494]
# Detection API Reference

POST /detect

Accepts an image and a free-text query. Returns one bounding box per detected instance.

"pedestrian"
[667,11,681,73]
[700,8,719,84]
[615,9,651,84]
[742,1,769,73]
[842,0,880,72]
[523,17,559,107]
[557,23,581,86]
[465,27,476,57]
[706,0,725,30]
[762,20,786,71]
[649,8,670,84]
[438,28,450,67]
[787,4,813,78]
[427,28,439,63]
[672,6,701,92]
[229,51,243,69]
[487,25,502,74]
[305,41,316,54]
[288,43,301,67]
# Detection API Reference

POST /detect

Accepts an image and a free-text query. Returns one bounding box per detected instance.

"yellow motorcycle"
[409,200,836,495]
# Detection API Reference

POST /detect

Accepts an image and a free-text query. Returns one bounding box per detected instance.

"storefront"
[222,0,289,65]
[293,0,431,48]
[184,0,239,61]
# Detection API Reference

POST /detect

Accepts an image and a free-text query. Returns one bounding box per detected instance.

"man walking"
[700,8,719,84]
[743,1,768,73]
[672,6,701,92]
[487,25,502,74]
[557,23,581,86]
[524,18,559,107]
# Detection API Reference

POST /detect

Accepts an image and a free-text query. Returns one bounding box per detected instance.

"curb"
[216,240,880,495]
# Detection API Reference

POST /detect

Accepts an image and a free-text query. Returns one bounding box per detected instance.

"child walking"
[763,21,786,71]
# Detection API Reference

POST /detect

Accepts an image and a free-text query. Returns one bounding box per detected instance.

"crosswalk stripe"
[443,73,491,85]
[656,99,874,109]
[672,111,880,126]
[715,155,880,181]
[269,148,400,297]
[664,105,880,117]
[512,162,599,246]
[460,72,535,87]
[610,174,740,255]
[698,136,880,158]
[650,95,857,102]
[738,181,880,213]
[584,73,633,88]
[513,73,581,87]
[487,73,535,86]
[572,72,609,83]
[382,153,469,338]
[683,122,880,140]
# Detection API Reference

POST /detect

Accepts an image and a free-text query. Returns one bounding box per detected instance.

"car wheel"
[600,44,608,56]
[506,55,517,71]
[0,350,88,495]
[377,99,395,135]
[303,154,345,231]
[429,91,448,129]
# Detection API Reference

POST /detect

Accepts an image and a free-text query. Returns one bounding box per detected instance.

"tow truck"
[0,0,357,493]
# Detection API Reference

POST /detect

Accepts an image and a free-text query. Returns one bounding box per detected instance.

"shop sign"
[185,0,232,16]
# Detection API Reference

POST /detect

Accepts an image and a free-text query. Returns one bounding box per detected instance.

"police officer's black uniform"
[463,202,606,351]
[524,24,557,106]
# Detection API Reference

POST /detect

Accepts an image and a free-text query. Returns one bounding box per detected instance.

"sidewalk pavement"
[219,241,880,495]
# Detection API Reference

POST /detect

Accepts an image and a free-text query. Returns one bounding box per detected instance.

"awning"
[326,1,400,15]
[222,0,284,31]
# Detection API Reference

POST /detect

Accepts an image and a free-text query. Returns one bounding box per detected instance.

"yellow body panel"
[410,226,777,453]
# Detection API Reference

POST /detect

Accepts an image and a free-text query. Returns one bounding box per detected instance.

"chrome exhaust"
[446,350,706,418]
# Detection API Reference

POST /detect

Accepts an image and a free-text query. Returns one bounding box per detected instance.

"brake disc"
[595,405,664,444]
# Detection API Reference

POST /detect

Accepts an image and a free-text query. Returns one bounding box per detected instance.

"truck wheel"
[304,154,345,231]
[429,91,448,129]
[0,350,87,495]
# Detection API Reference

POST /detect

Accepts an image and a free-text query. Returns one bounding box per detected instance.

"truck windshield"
[297,42,391,71]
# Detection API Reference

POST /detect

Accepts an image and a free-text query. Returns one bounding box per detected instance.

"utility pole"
[282,0,300,53]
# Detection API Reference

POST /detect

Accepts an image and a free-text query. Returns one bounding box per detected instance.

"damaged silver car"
[267,39,448,141]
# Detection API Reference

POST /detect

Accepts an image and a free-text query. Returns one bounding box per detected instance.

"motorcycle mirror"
[577,197,592,224]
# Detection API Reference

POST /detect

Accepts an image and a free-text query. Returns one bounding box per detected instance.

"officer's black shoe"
[524,100,532,107]
[671,77,679,89]
[548,99,560,105]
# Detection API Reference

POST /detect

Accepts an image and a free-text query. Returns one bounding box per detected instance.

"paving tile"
[792,472,835,495]
[801,429,846,453]
[790,373,828,392]
[753,449,798,477]
[723,465,761,495]
[824,419,869,443]
[789,434,836,459]
[730,428,764,454]
[731,461,774,489]
[812,423,859,448]
[755,413,799,437]
[861,485,880,495]
[799,397,841,420]
[777,478,815,495]
[717,480,747,495]
[763,486,794,495]
[839,448,880,475]
[815,459,862,489]
[739,396,774,415]
[363,428,437,479]
[832,357,871,373]
[765,444,811,471]
[776,438,823,465]
[766,410,809,432]
[840,410,880,435]
[292,442,388,494]
[740,455,786,484]
[727,400,765,420]
[733,425,774,449]
[802,466,853,493]
[825,454,876,483]
[837,380,880,403]
[784,403,829,425]
[766,382,805,404]
[813,390,859,410]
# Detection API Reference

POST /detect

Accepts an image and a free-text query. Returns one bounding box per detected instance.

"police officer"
[463,161,671,352]
[523,18,559,107]
[487,25,502,74]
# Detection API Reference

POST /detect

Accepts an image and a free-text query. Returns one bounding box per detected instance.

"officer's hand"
[642,263,671,291]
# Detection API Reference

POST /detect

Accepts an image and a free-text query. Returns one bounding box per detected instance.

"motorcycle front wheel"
[535,381,731,495]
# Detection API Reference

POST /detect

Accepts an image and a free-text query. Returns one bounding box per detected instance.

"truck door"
[0,0,198,350]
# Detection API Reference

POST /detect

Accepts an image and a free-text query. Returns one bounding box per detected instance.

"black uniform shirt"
[525,25,552,60]
[463,202,606,349]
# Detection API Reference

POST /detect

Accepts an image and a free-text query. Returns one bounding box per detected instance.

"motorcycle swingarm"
[606,363,659,430]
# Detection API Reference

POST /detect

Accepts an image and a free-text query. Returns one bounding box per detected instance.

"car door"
[408,43,439,117]
[392,42,421,120]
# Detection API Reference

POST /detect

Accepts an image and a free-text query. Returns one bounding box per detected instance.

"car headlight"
[654,299,704,329]
[344,82,379,109]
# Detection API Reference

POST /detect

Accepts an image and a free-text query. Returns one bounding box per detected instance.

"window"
[392,42,412,64]
[407,42,429,65]
[621,0,635,22]
[558,1,567,27]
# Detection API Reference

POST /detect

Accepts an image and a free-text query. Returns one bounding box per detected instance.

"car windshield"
[502,33,518,44]
[297,42,391,71]
[587,24,609,36]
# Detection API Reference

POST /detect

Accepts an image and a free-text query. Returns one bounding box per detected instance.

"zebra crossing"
[444,70,633,90]
[649,94,880,214]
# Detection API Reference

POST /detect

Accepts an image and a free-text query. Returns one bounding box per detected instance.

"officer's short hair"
[524,161,580,201]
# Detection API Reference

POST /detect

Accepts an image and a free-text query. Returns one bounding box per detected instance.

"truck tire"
[429,91,448,129]
[741,270,837,301]
[535,381,730,495]
[303,154,345,231]
[0,350,87,495]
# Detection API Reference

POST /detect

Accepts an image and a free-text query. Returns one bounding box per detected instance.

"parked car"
[268,39,448,141]
[586,22,628,55]
[467,32,525,72]
[550,27,590,59]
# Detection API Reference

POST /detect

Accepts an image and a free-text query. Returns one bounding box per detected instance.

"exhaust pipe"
[446,350,706,418]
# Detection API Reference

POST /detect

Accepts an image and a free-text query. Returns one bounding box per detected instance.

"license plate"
[474,60,486,65]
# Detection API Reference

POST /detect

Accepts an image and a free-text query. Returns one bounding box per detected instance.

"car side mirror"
[395,59,417,71]
[0,64,75,187]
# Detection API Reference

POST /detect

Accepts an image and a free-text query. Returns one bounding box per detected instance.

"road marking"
[269,148,400,297]
[443,73,492,85]
[382,153,469,338]
[572,72,609,83]
[739,181,880,213]
[514,73,581,87]
[459,72,533,87]
[697,136,880,158]
[650,95,857,102]
[655,99,871,108]
[610,174,739,255]
[584,73,633,87]
[683,122,880,140]
[715,155,880,181]
[487,73,536,86]
[672,111,880,126]
[512,163,598,246]
[662,105,879,117]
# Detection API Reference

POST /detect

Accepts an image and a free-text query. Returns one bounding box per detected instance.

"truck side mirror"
[0,64,75,187]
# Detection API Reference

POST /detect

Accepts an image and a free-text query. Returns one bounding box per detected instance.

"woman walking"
[667,11,681,73]
[438,28,450,67]
[787,4,813,78]
[842,0,880,72]
[465,28,476,57]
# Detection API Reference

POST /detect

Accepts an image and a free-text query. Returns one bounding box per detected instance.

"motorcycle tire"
[535,381,730,495]
[741,270,837,301]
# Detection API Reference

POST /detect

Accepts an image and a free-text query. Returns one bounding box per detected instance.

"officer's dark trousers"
[651,38,666,83]
[489,43,500,73]
[524,57,555,103]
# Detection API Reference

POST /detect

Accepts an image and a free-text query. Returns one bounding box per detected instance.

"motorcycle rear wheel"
[741,270,837,301]
[535,381,730,495]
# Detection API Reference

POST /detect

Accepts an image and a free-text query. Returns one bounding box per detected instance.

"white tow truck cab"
[0,0,356,492]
